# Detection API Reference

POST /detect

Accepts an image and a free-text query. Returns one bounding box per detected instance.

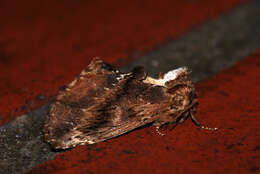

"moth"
[44,57,216,149]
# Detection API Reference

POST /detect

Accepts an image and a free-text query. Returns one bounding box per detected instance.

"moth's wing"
[44,82,167,149]
[43,58,156,149]
[44,58,125,147]
[62,102,162,148]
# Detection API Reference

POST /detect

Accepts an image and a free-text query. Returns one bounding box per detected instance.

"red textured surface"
[0,0,249,125]
[28,51,260,173]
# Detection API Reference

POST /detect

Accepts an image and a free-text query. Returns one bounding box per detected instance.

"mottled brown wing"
[43,58,174,149]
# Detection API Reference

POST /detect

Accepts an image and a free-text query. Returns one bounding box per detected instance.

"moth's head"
[163,67,197,109]
[169,84,197,109]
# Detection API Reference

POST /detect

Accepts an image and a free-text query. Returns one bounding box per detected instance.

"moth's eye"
[188,90,196,100]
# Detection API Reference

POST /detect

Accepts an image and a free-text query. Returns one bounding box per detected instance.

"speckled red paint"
[28,51,260,173]
[0,0,248,125]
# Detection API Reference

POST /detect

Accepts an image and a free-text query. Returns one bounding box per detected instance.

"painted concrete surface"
[0,0,259,174]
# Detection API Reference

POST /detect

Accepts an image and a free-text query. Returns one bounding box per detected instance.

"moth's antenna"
[190,111,218,131]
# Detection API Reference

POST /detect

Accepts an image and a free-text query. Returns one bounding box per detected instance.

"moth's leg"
[156,126,165,136]
[176,112,189,124]
[153,122,166,136]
